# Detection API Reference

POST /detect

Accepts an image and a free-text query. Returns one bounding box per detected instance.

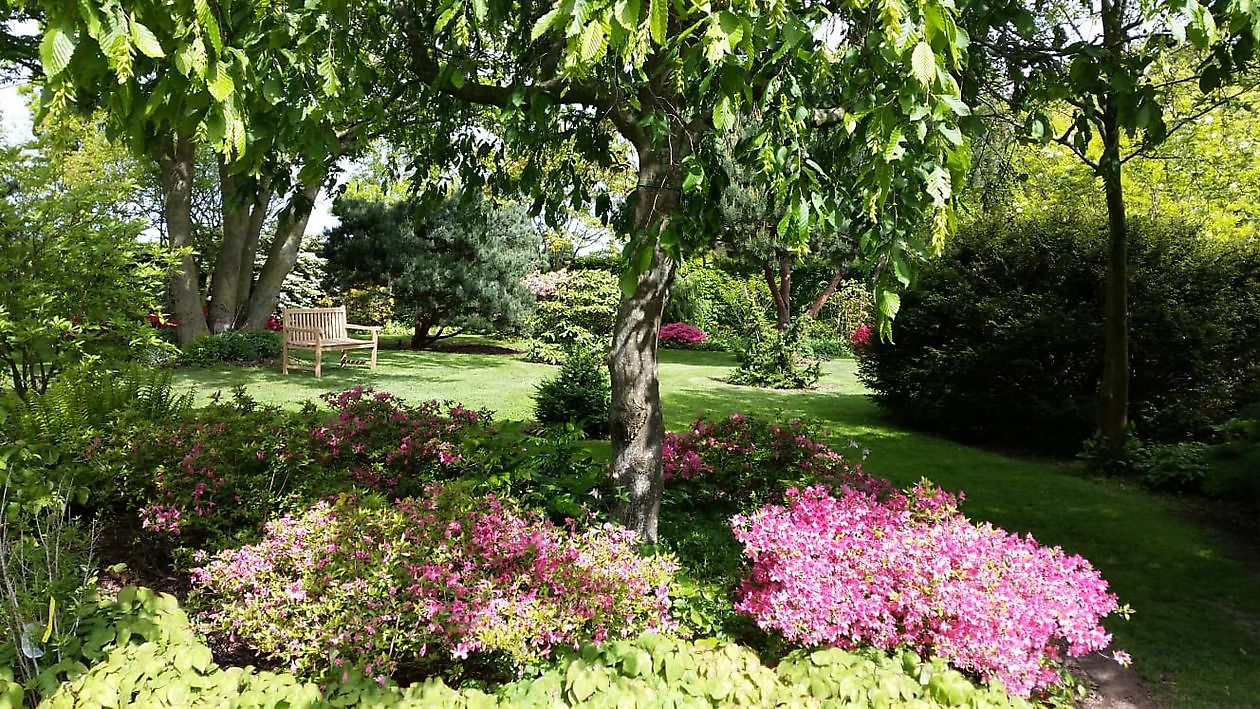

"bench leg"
[282,341,289,375]
[370,342,378,372]
[314,346,322,379]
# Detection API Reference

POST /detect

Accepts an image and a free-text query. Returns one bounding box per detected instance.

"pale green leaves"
[129,18,165,58]
[206,60,235,101]
[580,20,610,63]
[173,36,208,78]
[910,41,935,86]
[39,26,77,77]
[649,0,668,44]
[195,0,222,54]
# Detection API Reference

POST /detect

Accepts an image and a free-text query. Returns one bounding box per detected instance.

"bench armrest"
[345,324,382,332]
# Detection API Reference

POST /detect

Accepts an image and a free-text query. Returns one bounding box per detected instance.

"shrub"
[180,331,283,365]
[519,339,565,365]
[312,387,492,496]
[1205,409,1260,505]
[728,324,821,389]
[533,340,611,438]
[123,390,323,543]
[669,265,771,339]
[857,211,1260,453]
[663,413,883,514]
[658,322,709,348]
[189,490,677,679]
[530,268,621,343]
[732,483,1126,697]
[1133,441,1212,492]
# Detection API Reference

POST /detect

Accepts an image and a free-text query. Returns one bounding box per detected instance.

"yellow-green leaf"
[910,41,935,87]
[579,20,608,63]
[206,60,234,101]
[39,25,77,77]
[531,8,562,40]
[129,18,165,58]
[648,0,668,44]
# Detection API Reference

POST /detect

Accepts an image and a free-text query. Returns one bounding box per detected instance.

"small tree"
[0,141,172,398]
[324,195,542,349]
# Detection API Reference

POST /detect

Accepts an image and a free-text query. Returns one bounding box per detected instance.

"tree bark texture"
[609,150,681,543]
[235,177,273,323]
[1097,0,1131,459]
[156,138,209,345]
[244,178,321,331]
[208,160,249,333]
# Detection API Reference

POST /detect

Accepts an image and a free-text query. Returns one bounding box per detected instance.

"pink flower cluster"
[659,322,708,346]
[732,483,1123,697]
[523,270,567,298]
[314,387,490,494]
[139,503,182,534]
[662,414,887,507]
[850,323,873,350]
[189,488,677,679]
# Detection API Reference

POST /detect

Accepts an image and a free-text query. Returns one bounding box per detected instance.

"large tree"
[25,0,433,342]
[970,0,1260,459]
[323,194,543,349]
[366,0,975,540]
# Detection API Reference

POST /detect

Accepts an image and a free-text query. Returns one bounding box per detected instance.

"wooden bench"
[281,306,380,378]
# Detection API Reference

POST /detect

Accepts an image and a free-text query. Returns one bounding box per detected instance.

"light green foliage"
[1008,92,1260,241]
[37,602,1027,708]
[532,268,622,344]
[0,140,173,398]
[666,265,770,340]
[179,332,283,366]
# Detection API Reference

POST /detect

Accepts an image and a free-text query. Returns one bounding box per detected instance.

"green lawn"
[173,344,1260,707]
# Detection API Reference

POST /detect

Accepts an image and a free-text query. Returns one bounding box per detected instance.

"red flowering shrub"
[659,322,708,347]
[732,483,1125,697]
[265,314,283,332]
[189,489,677,680]
[849,323,873,350]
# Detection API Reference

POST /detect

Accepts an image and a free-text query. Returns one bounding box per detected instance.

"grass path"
[174,344,1260,707]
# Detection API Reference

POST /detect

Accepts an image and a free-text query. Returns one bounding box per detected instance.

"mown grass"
[172,343,1260,707]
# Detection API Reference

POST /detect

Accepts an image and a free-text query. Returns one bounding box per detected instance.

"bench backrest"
[283,307,348,343]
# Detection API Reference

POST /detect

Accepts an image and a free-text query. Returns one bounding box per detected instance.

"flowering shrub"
[658,322,708,347]
[312,387,492,496]
[732,483,1125,697]
[849,323,873,350]
[189,489,677,680]
[126,393,321,541]
[523,270,566,298]
[662,414,885,513]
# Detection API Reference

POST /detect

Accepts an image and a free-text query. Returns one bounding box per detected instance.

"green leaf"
[579,20,608,63]
[206,60,234,101]
[129,18,165,58]
[435,4,460,33]
[531,8,562,40]
[648,0,668,45]
[614,0,640,31]
[39,25,77,77]
[879,289,901,319]
[195,0,222,54]
[910,41,935,87]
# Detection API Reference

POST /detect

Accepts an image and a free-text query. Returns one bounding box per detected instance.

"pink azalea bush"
[662,414,885,511]
[312,387,491,495]
[658,322,709,347]
[732,483,1124,697]
[189,488,677,679]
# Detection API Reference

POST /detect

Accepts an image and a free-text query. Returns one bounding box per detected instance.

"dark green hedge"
[857,210,1260,454]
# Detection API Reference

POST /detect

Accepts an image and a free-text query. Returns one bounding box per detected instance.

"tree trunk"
[155,138,209,345]
[762,257,793,332]
[243,178,321,331]
[609,151,680,543]
[208,159,249,333]
[1097,0,1130,461]
[235,177,273,321]
[806,267,847,319]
